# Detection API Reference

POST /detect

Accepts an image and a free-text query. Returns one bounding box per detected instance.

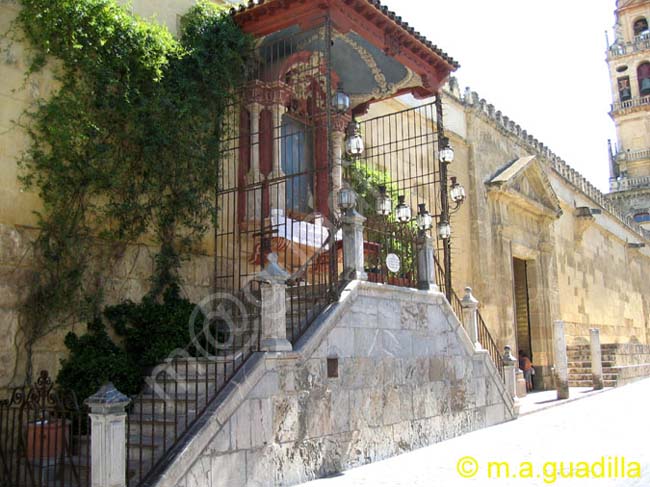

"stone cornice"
[451,85,648,242]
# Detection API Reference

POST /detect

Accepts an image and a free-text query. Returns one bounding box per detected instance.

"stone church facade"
[0,0,649,485]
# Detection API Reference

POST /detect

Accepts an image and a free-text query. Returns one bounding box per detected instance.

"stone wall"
[0,221,215,396]
[0,0,227,395]
[153,281,516,487]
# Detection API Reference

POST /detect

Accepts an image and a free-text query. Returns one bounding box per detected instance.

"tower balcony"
[610,94,650,115]
[616,147,650,163]
[609,174,650,192]
[607,33,650,59]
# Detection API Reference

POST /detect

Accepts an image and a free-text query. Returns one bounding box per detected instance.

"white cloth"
[270,209,341,249]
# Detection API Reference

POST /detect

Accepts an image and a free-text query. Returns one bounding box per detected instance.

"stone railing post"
[553,320,569,399]
[502,346,518,399]
[460,287,480,349]
[416,232,438,292]
[258,253,292,352]
[590,328,604,390]
[85,383,130,487]
[341,209,367,280]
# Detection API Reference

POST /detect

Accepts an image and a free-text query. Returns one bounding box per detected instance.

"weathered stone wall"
[0,220,216,396]
[154,281,515,487]
[448,91,650,344]
[550,175,650,346]
[0,0,227,395]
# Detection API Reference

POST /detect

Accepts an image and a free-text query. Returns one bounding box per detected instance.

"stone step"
[132,395,204,416]
[567,366,617,374]
[567,358,616,366]
[568,379,617,387]
[567,352,616,360]
[567,373,618,381]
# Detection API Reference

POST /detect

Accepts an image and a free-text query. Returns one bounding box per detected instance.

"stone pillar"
[270,104,287,212]
[259,254,292,352]
[460,287,480,349]
[416,233,438,292]
[502,346,518,399]
[246,102,263,219]
[590,328,604,390]
[85,384,130,487]
[341,209,368,280]
[553,320,569,399]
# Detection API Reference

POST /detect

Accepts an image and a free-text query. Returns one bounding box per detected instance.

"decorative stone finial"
[502,345,517,366]
[257,253,290,285]
[85,383,130,414]
[460,286,479,308]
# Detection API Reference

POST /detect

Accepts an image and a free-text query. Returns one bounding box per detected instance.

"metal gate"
[0,372,90,487]
[352,102,444,287]
[214,19,339,343]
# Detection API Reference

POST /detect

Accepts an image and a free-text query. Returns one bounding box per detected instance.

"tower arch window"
[618,76,632,101]
[638,62,650,96]
[634,17,649,37]
[633,211,650,224]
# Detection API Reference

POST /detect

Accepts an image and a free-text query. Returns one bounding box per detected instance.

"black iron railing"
[434,259,504,381]
[0,371,90,487]
[285,221,341,344]
[125,285,261,487]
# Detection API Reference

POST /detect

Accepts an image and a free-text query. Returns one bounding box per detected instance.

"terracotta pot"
[26,419,66,462]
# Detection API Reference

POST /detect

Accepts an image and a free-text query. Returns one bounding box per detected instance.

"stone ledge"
[612,363,650,387]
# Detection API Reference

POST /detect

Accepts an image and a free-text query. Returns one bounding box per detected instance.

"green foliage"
[104,285,200,370]
[14,0,253,381]
[346,161,398,217]
[56,318,141,401]
[345,161,417,276]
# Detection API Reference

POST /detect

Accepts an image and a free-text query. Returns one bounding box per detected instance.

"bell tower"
[607,0,650,230]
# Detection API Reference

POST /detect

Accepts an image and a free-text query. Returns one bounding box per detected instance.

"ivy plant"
[14,0,253,382]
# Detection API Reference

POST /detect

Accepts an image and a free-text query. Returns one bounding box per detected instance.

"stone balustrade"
[607,35,650,59]
[610,174,650,192]
[616,148,650,162]
[611,95,650,113]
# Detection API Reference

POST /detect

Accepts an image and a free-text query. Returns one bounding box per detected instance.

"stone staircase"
[567,344,619,387]
[125,282,334,485]
[126,353,246,484]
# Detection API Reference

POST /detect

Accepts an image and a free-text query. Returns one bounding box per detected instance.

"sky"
[381,0,618,192]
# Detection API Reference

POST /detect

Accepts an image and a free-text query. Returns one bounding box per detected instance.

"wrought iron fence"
[353,102,443,287]
[435,259,504,381]
[213,19,340,344]
[125,284,261,487]
[0,371,90,487]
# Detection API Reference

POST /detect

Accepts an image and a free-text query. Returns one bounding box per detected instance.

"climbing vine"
[14,0,253,382]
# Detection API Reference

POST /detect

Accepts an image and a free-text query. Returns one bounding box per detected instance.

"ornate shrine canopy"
[232,0,458,111]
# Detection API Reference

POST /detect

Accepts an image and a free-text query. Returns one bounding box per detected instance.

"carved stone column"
[553,320,569,399]
[331,114,350,216]
[246,102,263,219]
[341,209,367,281]
[590,328,604,390]
[461,287,480,349]
[258,254,292,352]
[86,384,130,487]
[270,103,287,212]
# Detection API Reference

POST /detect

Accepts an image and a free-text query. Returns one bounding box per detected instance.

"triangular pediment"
[487,155,562,218]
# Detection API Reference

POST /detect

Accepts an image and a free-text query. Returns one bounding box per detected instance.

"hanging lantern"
[345,120,364,159]
[450,176,466,204]
[338,186,357,211]
[395,195,412,223]
[416,203,433,231]
[332,82,350,113]
[437,220,451,240]
[439,136,455,163]
[376,185,392,216]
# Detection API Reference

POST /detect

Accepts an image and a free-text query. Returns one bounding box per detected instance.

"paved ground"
[296,378,650,487]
